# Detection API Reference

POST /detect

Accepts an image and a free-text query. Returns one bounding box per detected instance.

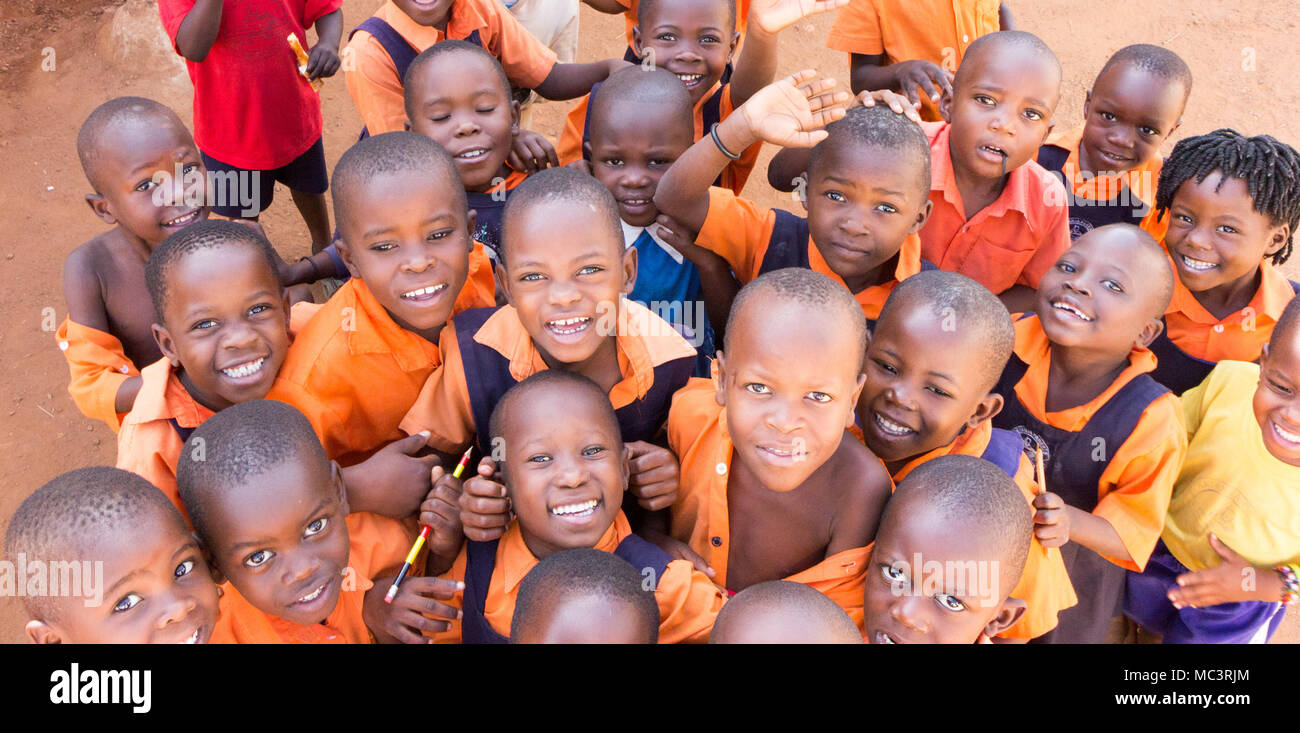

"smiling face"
[806,144,932,293]
[1254,329,1300,466]
[1035,226,1165,355]
[90,117,209,248]
[499,383,629,560]
[1080,65,1185,175]
[717,298,865,493]
[634,0,738,105]
[500,201,635,370]
[392,0,455,27]
[944,44,1060,182]
[406,50,519,192]
[858,305,1003,469]
[44,504,219,644]
[587,100,694,228]
[153,243,290,413]
[1164,171,1290,296]
[205,458,352,626]
[336,169,474,342]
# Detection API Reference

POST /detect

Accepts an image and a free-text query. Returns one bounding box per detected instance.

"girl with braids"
[1148,129,1300,394]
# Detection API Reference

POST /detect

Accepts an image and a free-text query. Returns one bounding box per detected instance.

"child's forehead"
[957,44,1060,100]
[644,0,732,28]
[208,463,334,538]
[98,119,195,174]
[412,52,509,98]
[591,100,692,143]
[502,387,615,441]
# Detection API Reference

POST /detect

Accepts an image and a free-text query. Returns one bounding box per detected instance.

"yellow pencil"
[383,446,474,604]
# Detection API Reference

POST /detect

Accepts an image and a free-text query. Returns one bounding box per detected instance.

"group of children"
[11,0,1300,644]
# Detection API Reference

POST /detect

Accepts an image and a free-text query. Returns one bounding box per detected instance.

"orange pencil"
[383,446,474,603]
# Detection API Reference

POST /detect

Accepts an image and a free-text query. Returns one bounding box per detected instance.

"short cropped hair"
[724,267,869,368]
[403,40,513,120]
[709,580,860,643]
[331,131,467,233]
[77,96,187,192]
[637,0,736,34]
[808,103,932,195]
[588,66,694,143]
[1096,44,1192,102]
[499,167,623,264]
[145,219,281,322]
[510,548,659,643]
[488,370,623,462]
[954,30,1062,93]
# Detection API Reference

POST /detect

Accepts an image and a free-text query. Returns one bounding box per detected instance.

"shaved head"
[76,96,190,192]
[710,580,862,644]
[954,30,1062,95]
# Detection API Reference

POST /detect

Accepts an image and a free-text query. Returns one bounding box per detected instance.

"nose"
[890,594,929,634]
[1105,125,1135,150]
[622,165,652,189]
[762,397,801,434]
[884,381,918,413]
[546,278,582,307]
[838,212,868,236]
[1063,270,1091,297]
[155,591,198,629]
[221,318,260,351]
[988,107,1016,136]
[453,115,481,138]
[674,42,703,64]
[282,551,320,587]
[401,241,438,274]
[553,453,590,489]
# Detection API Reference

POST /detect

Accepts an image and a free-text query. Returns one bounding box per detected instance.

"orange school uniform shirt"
[268,252,495,465]
[399,299,697,453]
[888,420,1077,639]
[56,317,141,432]
[919,121,1071,294]
[1163,260,1295,364]
[211,511,410,644]
[666,378,871,625]
[1005,316,1186,571]
[695,186,925,321]
[116,358,215,517]
[431,512,726,643]
[1039,124,1169,243]
[556,82,759,197]
[344,0,559,135]
[826,0,1000,122]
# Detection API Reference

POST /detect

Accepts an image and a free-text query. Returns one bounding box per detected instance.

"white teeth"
[547,316,591,335]
[675,73,703,84]
[456,149,489,160]
[297,583,326,603]
[876,632,895,644]
[179,629,199,644]
[1274,421,1300,444]
[551,499,598,516]
[623,199,649,205]
[874,412,913,436]
[402,284,447,299]
[1051,301,1093,322]
[1181,255,1217,272]
[221,357,265,378]
[163,210,200,227]
[981,145,1006,156]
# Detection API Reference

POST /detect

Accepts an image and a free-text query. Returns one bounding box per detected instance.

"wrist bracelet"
[1277,562,1299,605]
[298,256,321,282]
[710,122,742,161]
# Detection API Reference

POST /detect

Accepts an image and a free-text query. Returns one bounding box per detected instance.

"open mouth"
[873,412,915,437]
[292,577,333,608]
[1179,254,1217,272]
[977,144,1008,162]
[161,209,202,228]
[757,444,807,462]
[401,283,447,302]
[1271,419,1300,446]
[1095,148,1133,168]
[545,316,592,337]
[1050,298,1093,322]
[550,498,599,517]
[454,147,491,162]
[674,73,704,88]
[620,197,653,211]
[875,630,899,645]
[178,628,201,645]
[220,357,266,380]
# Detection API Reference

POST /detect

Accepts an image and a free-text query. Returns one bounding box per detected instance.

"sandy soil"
[0,0,1296,643]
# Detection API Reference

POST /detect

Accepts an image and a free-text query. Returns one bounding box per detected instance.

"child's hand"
[420,465,466,571]
[364,575,463,644]
[856,89,924,124]
[626,441,680,511]
[1168,534,1256,608]
[737,70,852,148]
[458,456,512,542]
[1032,491,1069,548]
[346,432,439,518]
[643,528,716,578]
[306,41,341,80]
[508,130,560,174]
[749,0,851,34]
[891,59,953,110]
[652,214,704,260]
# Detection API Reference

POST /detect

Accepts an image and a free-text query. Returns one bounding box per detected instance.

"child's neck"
[113,226,158,263]
[1044,341,1131,413]
[1189,267,1263,321]
[948,141,1009,220]
[380,303,445,345]
[177,366,233,414]
[466,163,515,194]
[538,336,623,395]
[838,252,898,294]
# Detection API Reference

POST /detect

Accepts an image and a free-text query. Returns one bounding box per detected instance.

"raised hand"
[749,0,852,34]
[737,70,852,149]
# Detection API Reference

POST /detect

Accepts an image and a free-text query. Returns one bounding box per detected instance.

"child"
[709,580,863,643]
[557,0,844,194]
[6,466,220,644]
[990,223,1187,643]
[59,97,210,431]
[1037,44,1191,241]
[581,65,741,372]
[176,400,448,643]
[403,40,556,260]
[583,0,751,59]
[863,455,1032,644]
[826,0,1010,121]
[509,548,661,643]
[117,220,291,512]
[413,371,725,643]
[344,0,626,136]
[1147,129,1300,395]
[268,132,496,518]
[399,167,696,515]
[662,268,893,622]
[157,0,342,251]
[654,77,933,326]
[858,270,1075,640]
[1126,298,1300,643]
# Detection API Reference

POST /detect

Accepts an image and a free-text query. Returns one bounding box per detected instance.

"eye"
[520,272,545,282]
[974,94,995,106]
[1056,261,1076,273]
[879,563,906,583]
[655,33,675,42]
[873,359,898,375]
[602,157,624,167]
[1216,225,1238,235]
[650,158,674,167]
[1173,213,1193,225]
[113,593,143,613]
[1139,126,1160,137]
[926,385,953,398]
[806,391,832,403]
[582,445,607,457]
[701,34,720,44]
[477,107,497,114]
[182,163,200,175]
[935,593,966,612]
[249,303,272,316]
[135,179,157,192]
[744,383,771,395]
[174,559,195,578]
[1269,378,1294,396]
[370,242,397,252]
[1024,109,1044,122]
[244,549,274,569]
[428,229,451,241]
[875,203,898,214]
[577,265,603,276]
[304,517,328,537]
[527,453,552,464]
[191,318,218,331]
[824,191,846,203]
[430,114,451,123]
[1102,279,1124,293]
[1099,111,1116,121]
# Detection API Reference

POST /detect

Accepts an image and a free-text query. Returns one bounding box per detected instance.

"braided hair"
[1154,129,1300,265]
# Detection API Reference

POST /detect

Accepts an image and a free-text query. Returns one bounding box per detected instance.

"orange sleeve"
[398,324,477,454]
[556,94,590,166]
[459,243,498,311]
[56,317,138,431]
[999,455,1077,640]
[654,559,726,643]
[268,370,357,462]
[1017,187,1072,288]
[479,0,559,89]
[115,421,183,515]
[343,31,410,136]
[1092,392,1187,571]
[289,300,324,335]
[345,512,422,580]
[825,0,885,56]
[1139,207,1170,247]
[694,186,777,284]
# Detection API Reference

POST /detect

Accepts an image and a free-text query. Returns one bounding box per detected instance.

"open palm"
[750,0,851,34]
[739,70,851,148]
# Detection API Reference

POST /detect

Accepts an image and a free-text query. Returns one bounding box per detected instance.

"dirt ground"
[0,0,1297,644]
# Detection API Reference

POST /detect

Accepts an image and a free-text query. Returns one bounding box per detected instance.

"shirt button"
[1213,324,1225,333]
[715,462,727,475]
[58,341,69,351]
[963,34,970,43]
[711,536,722,547]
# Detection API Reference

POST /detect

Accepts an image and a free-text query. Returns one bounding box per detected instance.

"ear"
[330,459,351,517]
[495,261,514,306]
[403,118,412,132]
[464,209,478,253]
[795,172,809,210]
[619,442,632,485]
[1264,223,1291,259]
[333,237,363,280]
[84,193,116,226]
[25,619,62,644]
[1082,89,1092,119]
[152,322,182,367]
[194,532,227,586]
[582,140,593,163]
[1260,342,1272,367]
[982,597,1027,638]
[1134,316,1164,351]
[846,371,868,429]
[937,89,952,123]
[909,199,933,234]
[620,243,638,295]
[509,99,521,139]
[966,392,1004,429]
[714,350,728,407]
[280,287,292,332]
[1167,117,1183,140]
[1040,119,1056,146]
[728,31,740,61]
[632,26,643,59]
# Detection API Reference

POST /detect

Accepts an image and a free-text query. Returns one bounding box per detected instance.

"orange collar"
[340,279,440,373]
[892,419,992,483]
[926,121,1048,233]
[497,512,630,595]
[1043,124,1162,204]
[1166,261,1294,325]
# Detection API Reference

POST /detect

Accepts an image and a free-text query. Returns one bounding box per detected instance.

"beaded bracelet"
[710,123,742,161]
[1277,562,1299,605]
